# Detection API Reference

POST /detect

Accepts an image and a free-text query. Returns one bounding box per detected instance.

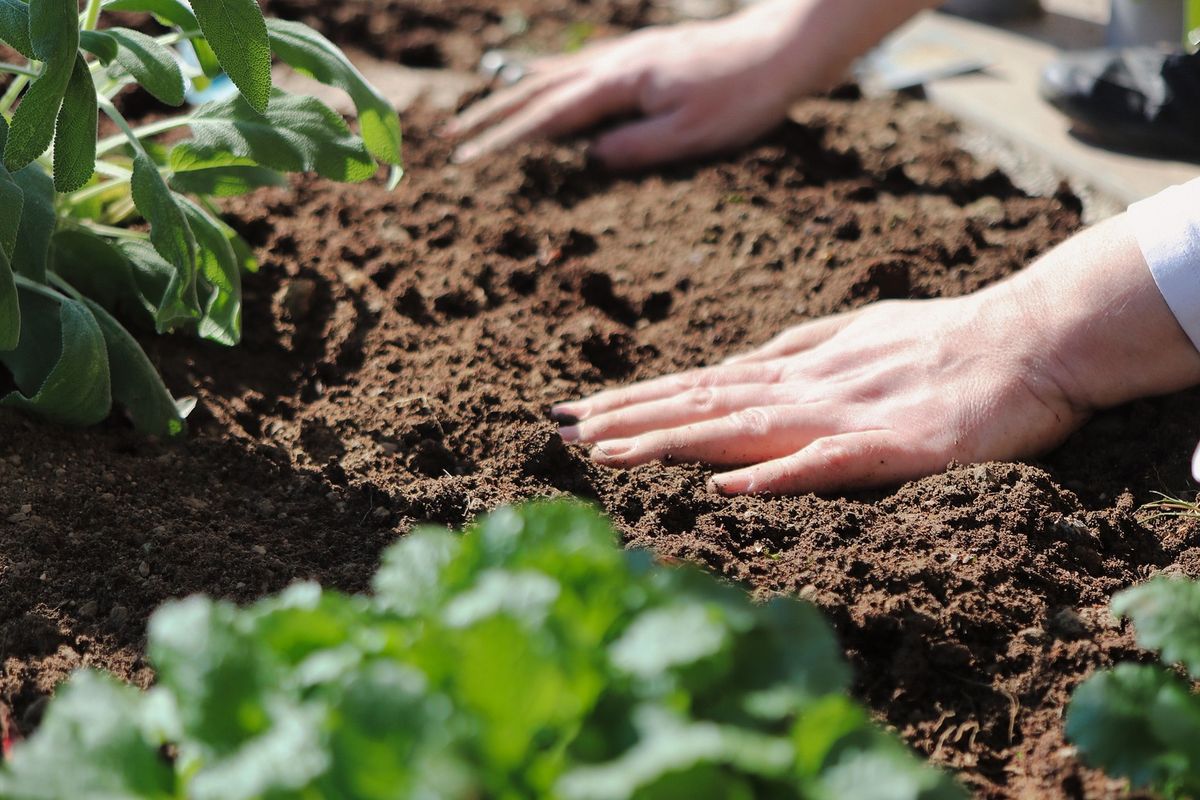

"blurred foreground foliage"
[0,501,962,800]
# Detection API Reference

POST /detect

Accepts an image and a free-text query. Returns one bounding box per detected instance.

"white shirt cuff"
[1129,177,1200,354]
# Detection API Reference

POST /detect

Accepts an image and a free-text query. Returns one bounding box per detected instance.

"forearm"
[731,0,943,93]
[994,213,1200,411]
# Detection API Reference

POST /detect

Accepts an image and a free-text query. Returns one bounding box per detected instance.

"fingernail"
[452,144,479,164]
[559,425,582,443]
[549,403,582,425]
[592,441,633,461]
[710,473,754,495]
[439,121,459,138]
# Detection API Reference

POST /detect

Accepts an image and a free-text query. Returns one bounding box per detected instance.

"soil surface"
[2,3,1199,798]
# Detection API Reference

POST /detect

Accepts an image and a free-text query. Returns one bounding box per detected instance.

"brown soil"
[2,4,1199,798]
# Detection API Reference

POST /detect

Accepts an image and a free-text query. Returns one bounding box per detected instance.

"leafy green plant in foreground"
[0,501,963,799]
[0,0,402,437]
[1067,578,1200,797]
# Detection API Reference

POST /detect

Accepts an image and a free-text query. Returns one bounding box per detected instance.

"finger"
[1192,439,1200,482]
[589,404,841,468]
[561,383,801,443]
[552,361,788,422]
[591,110,697,171]
[723,313,857,365]
[710,430,914,495]
[454,76,637,163]
[445,70,576,139]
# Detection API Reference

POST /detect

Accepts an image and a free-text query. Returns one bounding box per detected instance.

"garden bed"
[1,2,1198,797]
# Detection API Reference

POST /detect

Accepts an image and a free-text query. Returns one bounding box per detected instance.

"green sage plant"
[0,0,402,437]
[0,501,964,799]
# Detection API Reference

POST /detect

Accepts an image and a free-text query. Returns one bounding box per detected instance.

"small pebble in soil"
[138,561,150,578]
[253,545,267,555]
[108,606,128,627]
[78,601,98,618]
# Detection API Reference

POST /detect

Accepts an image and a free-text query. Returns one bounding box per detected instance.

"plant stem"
[82,0,103,32]
[79,220,149,241]
[95,105,192,157]
[93,161,133,180]
[13,273,67,301]
[0,63,39,80]
[0,74,29,117]
[64,177,129,207]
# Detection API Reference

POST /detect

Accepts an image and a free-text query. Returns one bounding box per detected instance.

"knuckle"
[685,387,717,412]
[807,438,857,471]
[732,407,774,437]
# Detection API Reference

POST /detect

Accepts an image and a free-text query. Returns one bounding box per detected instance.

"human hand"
[552,215,1200,495]
[445,8,816,170]
[553,295,1087,495]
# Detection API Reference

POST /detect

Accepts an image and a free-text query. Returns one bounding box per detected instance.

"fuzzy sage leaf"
[171,91,376,182]
[188,0,273,114]
[0,0,33,59]
[89,28,187,107]
[0,281,111,427]
[131,153,200,333]
[5,0,79,173]
[53,56,99,193]
[267,19,403,167]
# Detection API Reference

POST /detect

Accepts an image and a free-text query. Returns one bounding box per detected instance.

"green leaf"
[178,197,242,346]
[79,30,119,64]
[51,228,156,325]
[0,160,25,261]
[148,596,276,753]
[28,0,76,61]
[130,153,200,333]
[99,0,223,78]
[266,19,403,166]
[103,0,199,28]
[227,225,258,273]
[557,706,795,800]
[0,250,18,351]
[0,0,32,59]
[188,0,272,114]
[169,164,287,197]
[119,239,179,315]
[170,91,377,182]
[815,747,966,800]
[4,0,78,172]
[1068,663,1200,794]
[610,604,731,681]
[0,148,18,349]
[0,281,111,427]
[186,700,329,800]
[372,528,461,616]
[1114,578,1200,679]
[96,28,187,107]
[53,55,99,193]
[81,296,188,438]
[10,164,55,282]
[0,670,176,799]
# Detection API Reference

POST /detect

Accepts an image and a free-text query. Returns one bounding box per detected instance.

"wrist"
[999,214,1200,412]
[752,0,941,95]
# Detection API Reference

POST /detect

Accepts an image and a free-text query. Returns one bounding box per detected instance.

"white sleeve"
[1128,177,1200,353]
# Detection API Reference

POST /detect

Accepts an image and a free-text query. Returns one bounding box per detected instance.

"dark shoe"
[1040,47,1200,157]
